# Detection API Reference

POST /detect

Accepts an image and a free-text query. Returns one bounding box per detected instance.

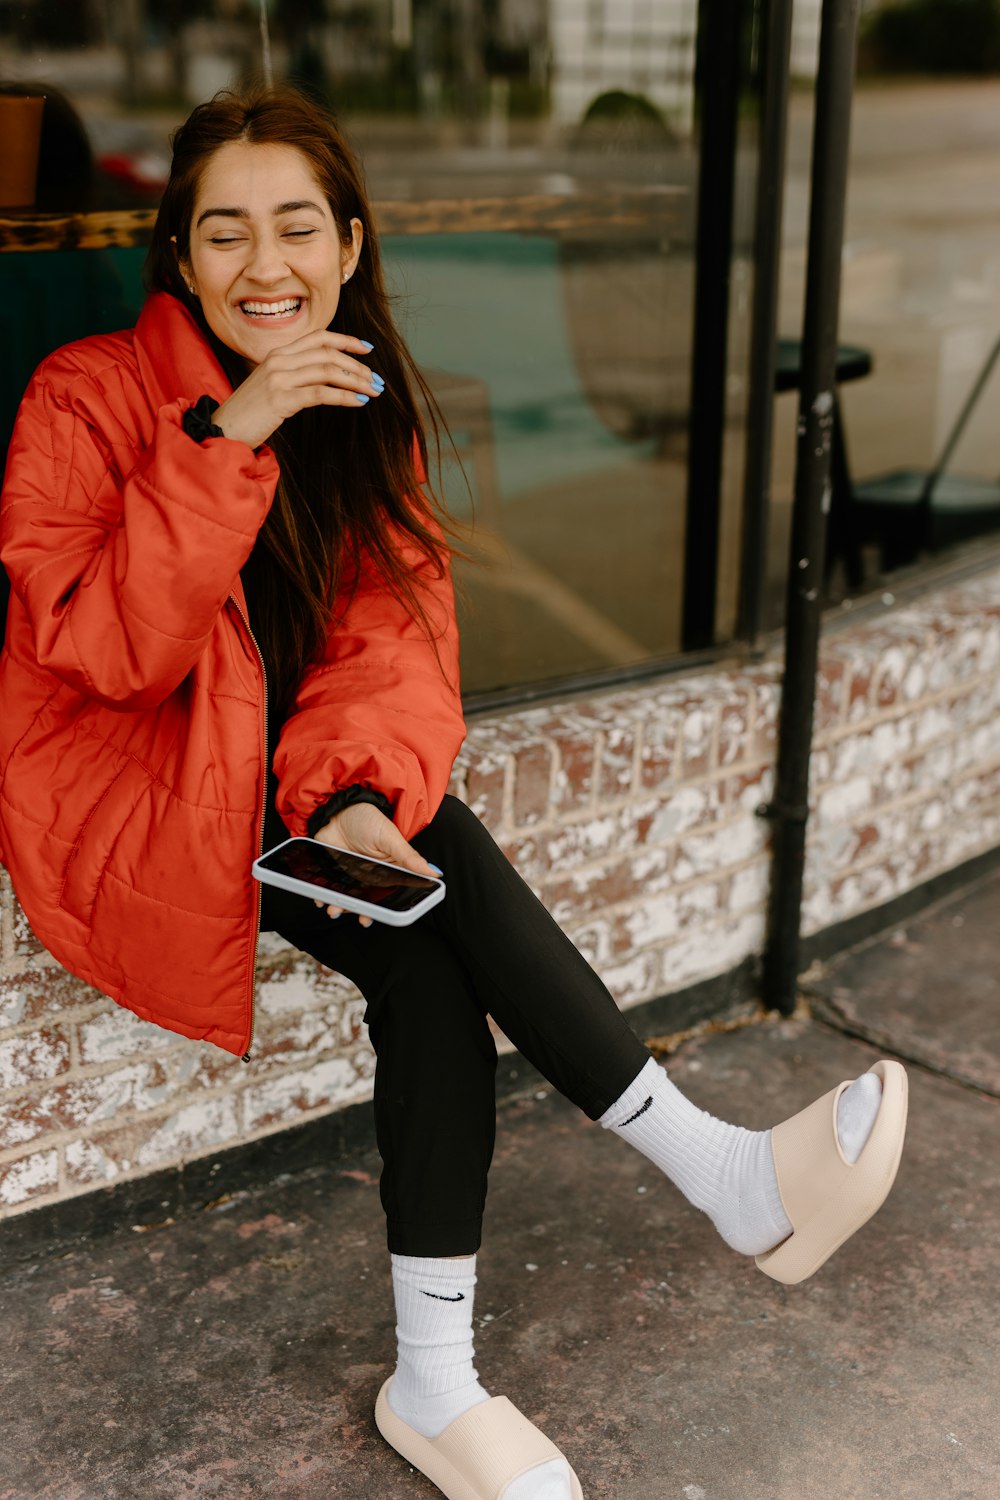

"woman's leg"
[262,791,889,1496]
[267,886,576,1497]
[407,797,883,1261]
[408,796,652,1118]
[266,901,498,1256]
[266,793,882,1263]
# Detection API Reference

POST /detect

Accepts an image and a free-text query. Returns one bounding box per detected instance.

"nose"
[243,232,291,285]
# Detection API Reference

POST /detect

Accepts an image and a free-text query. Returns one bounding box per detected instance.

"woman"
[0,86,907,1500]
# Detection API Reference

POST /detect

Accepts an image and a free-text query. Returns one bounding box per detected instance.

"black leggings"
[260,787,650,1256]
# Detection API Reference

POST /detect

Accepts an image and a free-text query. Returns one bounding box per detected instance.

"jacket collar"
[133,291,234,413]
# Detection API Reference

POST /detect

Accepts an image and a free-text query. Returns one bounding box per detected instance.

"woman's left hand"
[312,802,438,926]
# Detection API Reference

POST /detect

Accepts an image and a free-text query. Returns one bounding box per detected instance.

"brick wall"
[2,565,999,1219]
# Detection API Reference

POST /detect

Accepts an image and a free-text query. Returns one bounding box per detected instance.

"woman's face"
[178,140,363,366]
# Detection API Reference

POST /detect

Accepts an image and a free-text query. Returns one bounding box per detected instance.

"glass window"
[0,1,762,699]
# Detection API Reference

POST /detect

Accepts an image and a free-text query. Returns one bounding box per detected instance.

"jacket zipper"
[229,593,268,1064]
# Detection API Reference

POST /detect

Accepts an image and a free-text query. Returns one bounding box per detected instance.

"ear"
[170,234,197,296]
[340,217,364,285]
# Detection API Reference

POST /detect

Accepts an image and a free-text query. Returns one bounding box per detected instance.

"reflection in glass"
[768,9,1000,618]
[0,1,753,697]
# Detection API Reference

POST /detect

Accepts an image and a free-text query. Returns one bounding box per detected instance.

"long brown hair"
[145,84,459,722]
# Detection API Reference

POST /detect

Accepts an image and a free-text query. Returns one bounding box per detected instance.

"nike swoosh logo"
[421,1290,465,1302]
[620,1095,654,1127]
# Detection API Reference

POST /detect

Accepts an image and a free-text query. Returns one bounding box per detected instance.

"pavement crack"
[806,989,1000,1100]
[645,998,808,1058]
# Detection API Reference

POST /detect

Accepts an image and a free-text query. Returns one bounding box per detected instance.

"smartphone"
[252,837,445,926]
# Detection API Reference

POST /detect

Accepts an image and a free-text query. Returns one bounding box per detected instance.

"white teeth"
[240,298,302,317]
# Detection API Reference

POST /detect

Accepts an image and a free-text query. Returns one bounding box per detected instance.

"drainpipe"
[760,0,862,1014]
[682,0,749,651]
[737,0,796,649]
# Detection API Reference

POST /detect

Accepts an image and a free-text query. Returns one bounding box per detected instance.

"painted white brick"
[545,804,657,868]
[681,880,725,921]
[954,725,1000,772]
[870,717,915,766]
[901,659,928,700]
[647,783,722,840]
[876,644,911,691]
[807,823,853,880]
[256,963,360,1020]
[661,912,765,990]
[816,776,871,825]
[565,918,613,967]
[65,1137,122,1183]
[255,968,329,1019]
[917,801,945,834]
[682,707,714,758]
[0,1149,58,1206]
[600,953,657,1008]
[623,895,680,949]
[243,1057,369,1133]
[465,753,509,821]
[977,627,1000,674]
[729,766,774,813]
[729,862,770,913]
[60,1063,173,1128]
[0,988,27,1028]
[630,845,675,886]
[673,818,763,882]
[913,705,955,748]
[77,1007,179,1066]
[135,1096,241,1170]
[0,1031,68,1090]
[0,1106,39,1148]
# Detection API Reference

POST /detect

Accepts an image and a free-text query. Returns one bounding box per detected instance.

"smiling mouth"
[238,297,303,320]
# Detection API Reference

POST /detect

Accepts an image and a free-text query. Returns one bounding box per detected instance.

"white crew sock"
[387,1254,573,1500]
[836,1071,882,1162]
[600,1056,882,1256]
[388,1253,489,1438]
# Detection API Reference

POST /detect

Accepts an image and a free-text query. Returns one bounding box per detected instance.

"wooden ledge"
[0,187,685,253]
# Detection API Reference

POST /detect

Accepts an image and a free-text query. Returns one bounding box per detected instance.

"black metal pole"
[737,0,796,648]
[682,0,747,650]
[761,0,861,1014]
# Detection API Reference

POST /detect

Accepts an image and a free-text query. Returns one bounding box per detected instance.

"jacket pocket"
[59,757,153,928]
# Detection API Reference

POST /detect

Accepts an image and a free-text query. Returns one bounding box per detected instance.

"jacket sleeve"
[273,517,466,844]
[0,369,279,711]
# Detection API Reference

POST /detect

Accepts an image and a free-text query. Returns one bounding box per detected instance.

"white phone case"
[252,837,445,927]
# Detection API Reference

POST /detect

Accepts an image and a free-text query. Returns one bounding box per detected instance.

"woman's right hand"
[211,329,383,450]
[311,801,440,928]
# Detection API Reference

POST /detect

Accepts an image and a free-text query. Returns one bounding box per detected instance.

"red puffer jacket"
[0,291,465,1057]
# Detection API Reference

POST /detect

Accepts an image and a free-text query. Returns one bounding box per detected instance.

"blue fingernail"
[428,863,443,876]
[355,393,370,404]
[360,340,374,351]
[371,373,385,388]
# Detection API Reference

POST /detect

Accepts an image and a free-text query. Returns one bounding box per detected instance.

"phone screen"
[256,840,440,912]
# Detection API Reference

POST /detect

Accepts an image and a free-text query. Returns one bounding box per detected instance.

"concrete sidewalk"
[2,872,998,1500]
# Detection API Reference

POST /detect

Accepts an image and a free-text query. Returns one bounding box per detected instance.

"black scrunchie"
[182,395,225,443]
[306,785,395,839]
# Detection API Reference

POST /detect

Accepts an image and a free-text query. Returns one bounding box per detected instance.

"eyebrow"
[195,200,326,228]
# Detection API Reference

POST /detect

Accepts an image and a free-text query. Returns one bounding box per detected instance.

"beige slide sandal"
[756,1058,909,1285]
[375,1378,584,1500]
